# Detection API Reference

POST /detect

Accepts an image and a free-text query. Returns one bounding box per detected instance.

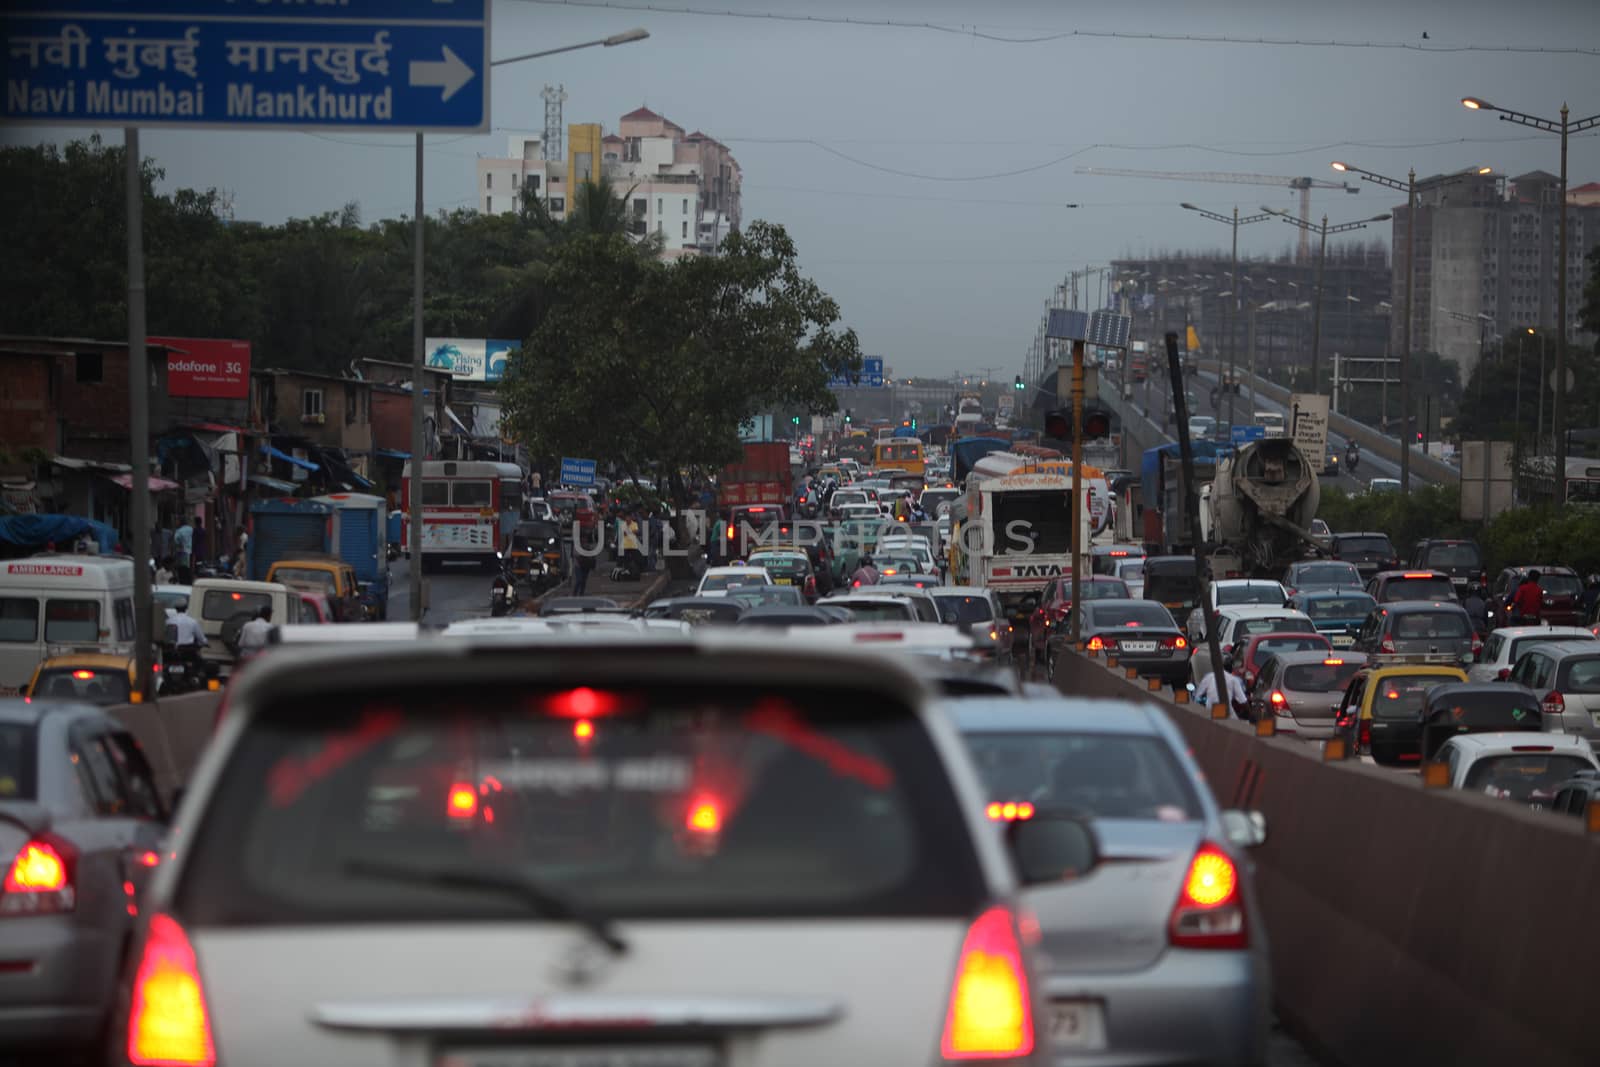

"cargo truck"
[246,498,334,582]
[311,492,390,619]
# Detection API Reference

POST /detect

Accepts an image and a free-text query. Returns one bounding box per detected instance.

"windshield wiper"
[345,858,629,954]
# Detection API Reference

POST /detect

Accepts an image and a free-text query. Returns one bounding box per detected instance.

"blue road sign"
[3,0,490,131]
[1231,425,1266,446]
[560,457,597,488]
[828,356,884,389]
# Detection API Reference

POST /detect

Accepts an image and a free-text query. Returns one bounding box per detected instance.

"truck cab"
[265,557,363,622]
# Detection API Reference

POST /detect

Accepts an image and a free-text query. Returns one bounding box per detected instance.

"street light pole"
[1462,96,1599,499]
[1330,162,1490,492]
[1181,203,1269,430]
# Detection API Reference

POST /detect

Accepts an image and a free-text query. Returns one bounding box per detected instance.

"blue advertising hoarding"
[424,338,518,382]
[560,457,597,488]
[2,0,490,131]
[1230,424,1266,446]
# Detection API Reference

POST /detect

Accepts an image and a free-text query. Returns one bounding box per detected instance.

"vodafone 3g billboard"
[151,336,251,399]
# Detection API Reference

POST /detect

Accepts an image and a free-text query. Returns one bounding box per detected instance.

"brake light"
[128,915,216,1065]
[1160,635,1186,650]
[1496,668,1511,681]
[1358,719,1371,752]
[1379,637,1396,654]
[1086,636,1104,651]
[1322,658,1344,666]
[1541,692,1565,718]
[855,631,904,642]
[446,782,478,819]
[1168,843,1246,949]
[71,669,95,680]
[2,837,74,915]
[544,687,621,719]
[940,907,1034,1058]
[1512,745,1555,752]
[687,796,722,834]
[726,524,735,541]
[573,719,595,741]
[1403,573,1433,579]
[985,801,1035,822]
[1269,690,1287,712]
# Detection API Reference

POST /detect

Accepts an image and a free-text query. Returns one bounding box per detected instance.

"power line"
[508,0,1600,56]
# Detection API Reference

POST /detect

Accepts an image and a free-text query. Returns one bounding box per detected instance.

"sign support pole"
[409,132,426,622]
[1167,332,1228,711]
[1069,340,1085,647]
[126,127,154,702]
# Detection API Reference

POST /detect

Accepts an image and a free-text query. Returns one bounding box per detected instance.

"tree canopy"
[498,222,861,498]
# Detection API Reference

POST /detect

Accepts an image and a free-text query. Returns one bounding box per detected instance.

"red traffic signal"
[1083,408,1112,439]
[1044,409,1071,439]
[1042,406,1112,441]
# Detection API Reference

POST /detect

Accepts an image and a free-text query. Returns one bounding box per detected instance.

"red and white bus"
[401,460,523,569]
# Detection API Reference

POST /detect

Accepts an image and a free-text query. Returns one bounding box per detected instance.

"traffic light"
[910,416,918,430]
[791,415,801,426]
[843,410,852,423]
[1044,408,1071,439]
[1042,406,1113,441]
[1084,407,1112,439]
[1013,375,1025,391]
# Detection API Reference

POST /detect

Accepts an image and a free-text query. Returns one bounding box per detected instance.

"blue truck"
[311,493,391,620]
[247,498,334,582]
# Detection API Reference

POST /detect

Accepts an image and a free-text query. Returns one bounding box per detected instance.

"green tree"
[1457,328,1598,445]
[499,221,861,511]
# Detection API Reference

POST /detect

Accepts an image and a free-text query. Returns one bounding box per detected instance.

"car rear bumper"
[1276,715,1336,740]
[0,915,113,1045]
[1043,948,1268,1066]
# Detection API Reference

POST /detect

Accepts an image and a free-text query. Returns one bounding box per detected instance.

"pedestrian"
[237,605,274,659]
[235,527,249,570]
[191,517,208,568]
[173,517,194,584]
[1461,581,1488,638]
[1579,574,1600,625]
[1511,569,1544,626]
[572,550,594,596]
[154,559,175,585]
[153,521,173,564]
[1194,661,1250,720]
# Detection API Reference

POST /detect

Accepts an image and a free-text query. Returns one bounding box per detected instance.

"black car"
[640,596,747,626]
[734,605,838,627]
[1416,681,1543,761]
[1352,600,1478,667]
[1546,769,1600,820]
[1331,531,1400,580]
[538,596,623,617]
[1366,569,1458,605]
[1071,599,1189,686]
[1409,538,1484,598]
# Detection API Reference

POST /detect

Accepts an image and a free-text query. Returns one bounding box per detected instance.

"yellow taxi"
[265,556,363,621]
[1333,662,1468,765]
[24,651,142,705]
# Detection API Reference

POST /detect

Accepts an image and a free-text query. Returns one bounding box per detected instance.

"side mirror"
[1005,811,1100,886]
[1220,809,1267,849]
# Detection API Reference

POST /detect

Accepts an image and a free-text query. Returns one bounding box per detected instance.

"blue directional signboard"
[2,0,489,131]
[828,356,884,389]
[560,457,597,488]
[1231,424,1266,446]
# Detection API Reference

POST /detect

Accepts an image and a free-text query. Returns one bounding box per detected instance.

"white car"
[1188,605,1316,686]
[696,565,774,598]
[844,586,943,624]
[1435,731,1600,808]
[838,503,881,523]
[1113,559,1145,600]
[878,536,937,575]
[1467,626,1598,683]
[1186,579,1290,644]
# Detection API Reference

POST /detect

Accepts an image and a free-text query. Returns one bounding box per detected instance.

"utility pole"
[1181,204,1270,429]
[1167,331,1227,713]
[125,128,153,702]
[1069,340,1085,646]
[409,134,426,622]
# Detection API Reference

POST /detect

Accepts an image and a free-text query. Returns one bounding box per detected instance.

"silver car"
[1507,640,1600,749]
[117,638,1056,1067]
[0,701,169,1054]
[951,697,1271,1066]
[1246,650,1368,739]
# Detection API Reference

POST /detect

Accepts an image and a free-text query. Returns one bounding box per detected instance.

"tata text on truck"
[948,470,1091,640]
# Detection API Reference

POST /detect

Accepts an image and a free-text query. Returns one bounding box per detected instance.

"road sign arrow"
[409,46,475,102]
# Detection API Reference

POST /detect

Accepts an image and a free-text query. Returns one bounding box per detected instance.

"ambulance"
[0,554,138,696]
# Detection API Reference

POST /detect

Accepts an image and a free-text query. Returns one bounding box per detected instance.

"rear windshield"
[700,573,772,592]
[933,595,995,625]
[177,683,983,923]
[0,722,38,800]
[964,732,1201,822]
[728,587,804,608]
[749,555,808,577]
[1292,563,1362,587]
[829,601,914,623]
[204,589,272,621]
[1088,602,1175,629]
[645,603,743,625]
[1539,574,1582,597]
[1561,658,1600,693]
[1217,585,1283,606]
[1283,661,1363,691]
[1428,691,1541,726]
[45,600,100,643]
[1392,612,1470,639]
[1379,578,1456,602]
[270,568,339,595]
[1463,754,1595,804]
[1115,561,1145,580]
[1338,536,1393,554]
[1250,635,1329,660]
[1303,595,1376,620]
[1510,634,1596,662]
[1146,574,1199,605]
[30,667,131,705]
[1421,544,1481,569]
[1372,674,1452,719]
[1234,617,1314,641]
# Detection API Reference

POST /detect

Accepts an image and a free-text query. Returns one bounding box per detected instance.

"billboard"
[424,338,520,382]
[151,336,250,399]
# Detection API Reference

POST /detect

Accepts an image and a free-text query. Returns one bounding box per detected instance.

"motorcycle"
[490,571,518,617]
[1346,446,1360,473]
[159,641,217,694]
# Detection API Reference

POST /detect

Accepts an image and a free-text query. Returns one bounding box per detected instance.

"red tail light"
[1496,668,1511,681]
[446,782,478,819]
[940,907,1035,1059]
[1542,691,1565,718]
[1268,690,1287,713]
[1471,636,1483,657]
[804,575,817,597]
[686,796,722,834]
[1358,719,1371,752]
[127,914,217,1066]
[1379,637,1396,654]
[725,524,736,541]
[1160,635,1187,650]
[1086,635,1104,651]
[1,836,75,915]
[1168,843,1247,949]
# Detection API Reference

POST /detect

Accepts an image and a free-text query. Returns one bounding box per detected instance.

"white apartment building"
[474,105,742,259]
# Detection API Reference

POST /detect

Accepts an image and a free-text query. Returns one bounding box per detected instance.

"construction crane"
[1074,168,1360,261]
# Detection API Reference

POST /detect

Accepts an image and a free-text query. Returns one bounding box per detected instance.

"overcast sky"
[6,0,1597,376]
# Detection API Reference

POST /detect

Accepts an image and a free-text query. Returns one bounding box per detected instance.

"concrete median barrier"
[1051,647,1597,1067]
[109,691,222,804]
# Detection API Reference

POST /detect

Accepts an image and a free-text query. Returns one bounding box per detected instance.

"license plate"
[1048,999,1107,1051]
[438,1047,719,1067]
[1331,634,1354,647]
[774,578,792,585]
[1120,640,1157,653]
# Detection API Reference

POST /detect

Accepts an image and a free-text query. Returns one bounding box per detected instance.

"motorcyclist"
[1511,569,1544,626]
[850,553,880,588]
[1460,580,1489,638]
[163,603,208,687]
[1345,441,1360,471]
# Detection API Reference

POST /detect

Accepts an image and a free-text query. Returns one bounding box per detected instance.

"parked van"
[0,554,139,696]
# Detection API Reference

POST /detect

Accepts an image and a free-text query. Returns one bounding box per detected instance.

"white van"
[1256,411,1286,438]
[0,554,138,696]
[186,578,304,667]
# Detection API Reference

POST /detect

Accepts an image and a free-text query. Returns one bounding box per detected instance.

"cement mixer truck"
[1206,437,1325,578]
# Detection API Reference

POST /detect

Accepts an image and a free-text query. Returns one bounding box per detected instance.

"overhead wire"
[508,0,1600,56]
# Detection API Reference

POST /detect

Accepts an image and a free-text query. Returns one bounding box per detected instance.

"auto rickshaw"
[507,519,563,588]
